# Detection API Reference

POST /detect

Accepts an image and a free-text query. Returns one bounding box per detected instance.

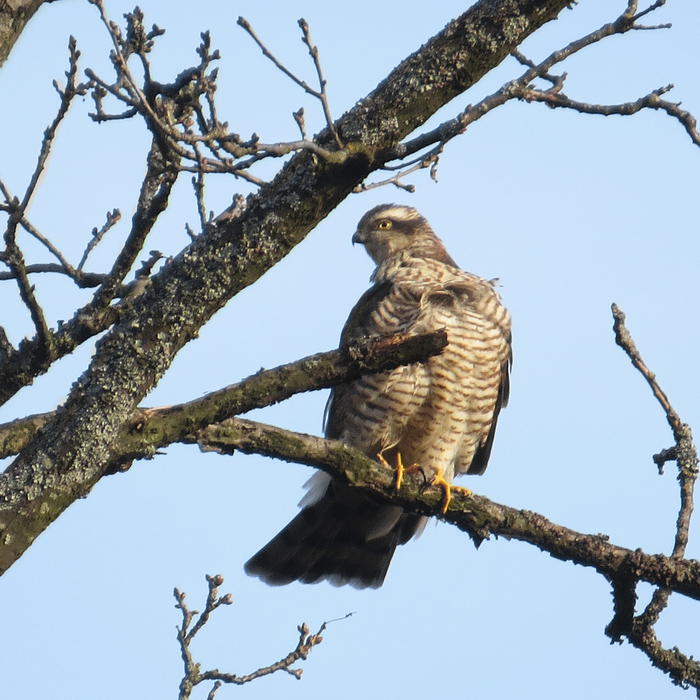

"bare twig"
[237,17,342,149]
[0,263,102,286]
[19,37,88,216]
[612,304,685,438]
[612,304,698,557]
[0,205,123,288]
[1,212,54,360]
[18,217,75,275]
[520,85,700,147]
[175,575,325,699]
[77,209,121,272]
[298,18,342,149]
[355,148,442,193]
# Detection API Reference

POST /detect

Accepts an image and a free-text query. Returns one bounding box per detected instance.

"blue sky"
[1,1,699,698]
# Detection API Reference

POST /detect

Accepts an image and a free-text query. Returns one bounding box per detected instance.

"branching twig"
[237,16,342,149]
[175,575,325,699]
[298,18,342,149]
[355,148,442,193]
[0,37,87,359]
[84,3,344,199]
[520,86,700,146]
[373,0,697,192]
[607,303,699,690]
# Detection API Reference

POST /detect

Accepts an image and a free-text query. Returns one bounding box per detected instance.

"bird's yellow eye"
[377,219,392,230]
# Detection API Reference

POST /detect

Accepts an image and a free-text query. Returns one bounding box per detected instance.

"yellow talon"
[377,452,414,491]
[430,472,471,514]
[395,452,405,490]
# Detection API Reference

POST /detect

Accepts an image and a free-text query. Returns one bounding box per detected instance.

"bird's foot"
[431,470,471,514]
[377,452,418,491]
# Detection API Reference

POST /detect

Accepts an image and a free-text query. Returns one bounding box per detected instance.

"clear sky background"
[1,1,699,698]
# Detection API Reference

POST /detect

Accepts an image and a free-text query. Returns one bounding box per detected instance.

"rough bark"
[0,0,49,68]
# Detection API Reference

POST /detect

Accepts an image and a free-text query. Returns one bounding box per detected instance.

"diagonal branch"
[0,331,448,462]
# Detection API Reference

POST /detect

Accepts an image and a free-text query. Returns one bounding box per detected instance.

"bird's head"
[352,204,456,267]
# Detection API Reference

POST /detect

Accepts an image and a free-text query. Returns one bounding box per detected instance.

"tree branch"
[0,331,448,462]
[193,416,700,604]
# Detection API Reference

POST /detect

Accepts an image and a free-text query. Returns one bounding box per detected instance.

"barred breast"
[330,253,511,481]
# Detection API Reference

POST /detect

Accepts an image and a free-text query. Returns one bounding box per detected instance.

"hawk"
[245,204,511,588]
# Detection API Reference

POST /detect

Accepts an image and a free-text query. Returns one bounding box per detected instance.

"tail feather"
[245,481,425,589]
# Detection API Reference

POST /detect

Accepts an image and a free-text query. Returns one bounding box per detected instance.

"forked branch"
[175,575,325,699]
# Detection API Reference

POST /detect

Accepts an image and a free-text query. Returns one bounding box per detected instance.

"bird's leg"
[430,470,471,514]
[377,452,418,491]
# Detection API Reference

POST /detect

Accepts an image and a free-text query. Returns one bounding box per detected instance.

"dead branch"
[603,304,699,687]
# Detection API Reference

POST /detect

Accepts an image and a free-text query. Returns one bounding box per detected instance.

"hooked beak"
[351,229,365,245]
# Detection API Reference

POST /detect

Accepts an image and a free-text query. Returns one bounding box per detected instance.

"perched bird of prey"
[245,204,511,589]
